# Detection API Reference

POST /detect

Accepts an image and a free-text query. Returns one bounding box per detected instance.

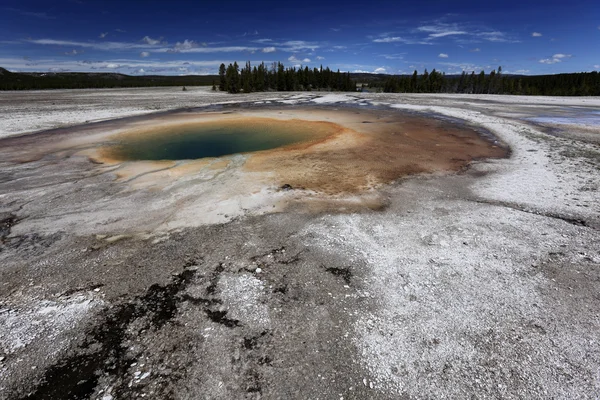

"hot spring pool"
[104,117,338,161]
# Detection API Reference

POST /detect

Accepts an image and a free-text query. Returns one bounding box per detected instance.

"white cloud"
[302,58,311,63]
[532,32,542,37]
[251,39,319,52]
[27,38,160,51]
[539,53,572,64]
[173,39,197,51]
[316,56,325,60]
[140,51,150,58]
[418,24,466,37]
[288,55,300,63]
[163,46,258,54]
[381,54,404,60]
[64,49,81,56]
[470,48,480,52]
[439,62,484,73]
[99,32,108,39]
[373,36,407,43]
[594,64,600,69]
[105,63,120,69]
[429,31,467,38]
[372,36,430,45]
[170,39,200,53]
[281,40,319,51]
[438,53,449,58]
[478,31,518,43]
[141,36,162,45]
[373,67,386,74]
[262,47,276,53]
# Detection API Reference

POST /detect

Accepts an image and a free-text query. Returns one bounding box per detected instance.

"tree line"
[2,64,600,96]
[0,68,216,90]
[376,67,600,96]
[217,61,355,93]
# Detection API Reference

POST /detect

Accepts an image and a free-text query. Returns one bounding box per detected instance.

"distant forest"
[1,64,599,96]
[0,67,215,90]
[375,67,600,96]
[217,61,355,93]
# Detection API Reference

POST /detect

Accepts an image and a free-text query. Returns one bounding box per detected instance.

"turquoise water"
[108,119,328,161]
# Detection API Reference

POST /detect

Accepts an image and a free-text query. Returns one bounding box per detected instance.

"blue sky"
[1,0,598,76]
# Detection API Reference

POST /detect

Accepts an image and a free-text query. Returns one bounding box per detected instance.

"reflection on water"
[105,118,336,161]
[529,109,600,126]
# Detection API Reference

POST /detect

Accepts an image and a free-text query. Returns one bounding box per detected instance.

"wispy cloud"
[5,7,55,19]
[478,31,518,43]
[417,24,467,38]
[316,56,325,60]
[262,47,276,53]
[380,54,404,60]
[439,62,485,73]
[438,53,449,58]
[99,32,108,39]
[25,37,268,55]
[532,32,542,37]
[64,49,82,56]
[141,36,163,46]
[373,36,429,45]
[470,48,480,52]
[539,53,572,64]
[26,38,160,51]
[242,30,259,37]
[251,39,320,52]
[140,51,150,58]
[165,45,259,53]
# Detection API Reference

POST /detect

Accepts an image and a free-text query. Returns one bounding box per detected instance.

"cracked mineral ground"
[1,89,599,399]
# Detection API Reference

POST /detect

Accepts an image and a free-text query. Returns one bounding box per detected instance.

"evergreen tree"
[218,63,226,91]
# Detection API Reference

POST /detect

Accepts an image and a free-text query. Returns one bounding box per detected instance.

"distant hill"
[0,69,218,90]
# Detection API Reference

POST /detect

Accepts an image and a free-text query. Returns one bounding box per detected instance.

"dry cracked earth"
[0,88,599,399]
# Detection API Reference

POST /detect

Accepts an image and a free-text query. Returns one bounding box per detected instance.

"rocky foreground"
[0,89,599,399]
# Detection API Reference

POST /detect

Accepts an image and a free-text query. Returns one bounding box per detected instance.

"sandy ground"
[0,88,599,399]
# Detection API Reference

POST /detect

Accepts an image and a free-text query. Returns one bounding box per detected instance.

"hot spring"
[102,117,339,161]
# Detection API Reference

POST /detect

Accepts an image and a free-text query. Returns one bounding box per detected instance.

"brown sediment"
[244,109,508,194]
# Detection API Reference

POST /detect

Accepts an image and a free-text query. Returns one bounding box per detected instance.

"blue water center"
[106,118,337,161]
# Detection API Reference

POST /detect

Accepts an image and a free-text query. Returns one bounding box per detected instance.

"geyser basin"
[103,117,337,161]
[12,106,508,202]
